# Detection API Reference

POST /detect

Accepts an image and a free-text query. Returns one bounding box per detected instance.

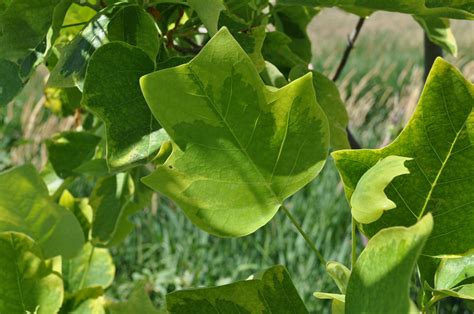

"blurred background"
[1,8,473,313]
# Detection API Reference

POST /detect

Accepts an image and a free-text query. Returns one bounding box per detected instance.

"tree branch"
[332,17,366,150]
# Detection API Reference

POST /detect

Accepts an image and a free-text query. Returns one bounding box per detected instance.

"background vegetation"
[1,8,473,313]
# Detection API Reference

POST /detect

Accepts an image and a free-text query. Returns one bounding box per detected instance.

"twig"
[332,17,366,150]
[332,17,366,82]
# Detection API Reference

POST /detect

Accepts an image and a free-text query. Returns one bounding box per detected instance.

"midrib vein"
[188,66,281,203]
[417,121,466,220]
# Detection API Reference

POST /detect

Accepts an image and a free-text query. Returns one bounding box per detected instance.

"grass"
[1,7,473,314]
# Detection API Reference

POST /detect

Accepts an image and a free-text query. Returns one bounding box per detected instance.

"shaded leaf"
[188,0,225,35]
[83,42,167,171]
[260,61,287,88]
[346,214,433,314]
[140,27,329,237]
[46,131,101,178]
[350,156,412,224]
[90,170,153,247]
[167,265,308,313]
[0,232,63,314]
[62,242,115,293]
[60,190,93,241]
[0,59,22,105]
[414,16,457,55]
[49,4,160,89]
[333,58,474,256]
[0,164,85,258]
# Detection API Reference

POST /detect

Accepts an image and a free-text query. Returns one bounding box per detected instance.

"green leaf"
[313,292,345,314]
[435,250,474,290]
[49,4,160,89]
[107,281,161,314]
[233,25,266,72]
[140,27,329,237]
[46,131,101,178]
[90,170,153,247]
[0,0,61,60]
[350,156,412,224]
[83,42,167,170]
[326,261,351,294]
[166,265,308,313]
[0,59,23,105]
[62,242,115,293]
[0,164,85,258]
[260,61,288,88]
[346,214,433,314]
[332,58,474,256]
[262,31,307,74]
[0,232,63,314]
[60,190,93,241]
[414,16,457,56]
[290,66,350,150]
[277,0,474,20]
[188,0,225,35]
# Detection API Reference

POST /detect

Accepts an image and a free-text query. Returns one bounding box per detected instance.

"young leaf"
[333,58,474,256]
[326,261,351,294]
[107,281,161,314]
[350,156,412,224]
[140,27,329,237]
[0,232,63,314]
[82,42,167,171]
[46,131,101,178]
[346,214,433,314]
[166,265,308,313]
[62,242,115,293]
[435,250,474,290]
[313,292,345,314]
[0,164,85,258]
[414,16,457,56]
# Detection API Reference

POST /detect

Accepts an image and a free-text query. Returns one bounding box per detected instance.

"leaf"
[83,42,167,170]
[332,58,474,256]
[46,131,101,178]
[233,25,267,72]
[166,265,308,313]
[262,31,307,74]
[60,190,93,241]
[0,59,23,105]
[0,164,85,258]
[107,281,161,314]
[277,0,474,20]
[188,0,225,35]
[435,250,474,290]
[90,170,153,247]
[0,232,63,314]
[261,61,288,88]
[313,292,345,314]
[0,0,61,60]
[62,242,115,293]
[70,296,106,314]
[326,261,351,294]
[414,16,457,56]
[345,214,433,314]
[350,156,412,224]
[290,66,350,150]
[49,4,160,89]
[140,27,329,237]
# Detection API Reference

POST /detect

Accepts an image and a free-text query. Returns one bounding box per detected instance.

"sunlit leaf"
[346,214,433,313]
[333,58,474,256]
[0,164,85,258]
[167,265,308,313]
[107,281,161,314]
[414,16,457,56]
[188,0,225,35]
[0,232,63,314]
[140,27,329,237]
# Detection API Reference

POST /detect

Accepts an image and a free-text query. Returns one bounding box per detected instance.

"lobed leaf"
[0,164,85,258]
[333,58,474,256]
[140,27,329,237]
[166,265,308,313]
